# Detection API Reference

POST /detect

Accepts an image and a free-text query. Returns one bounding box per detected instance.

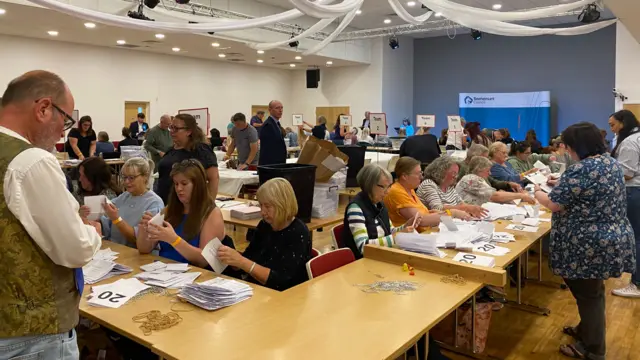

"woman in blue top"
[488,142,537,186]
[101,158,163,247]
[138,159,225,267]
[400,118,415,137]
[534,122,634,360]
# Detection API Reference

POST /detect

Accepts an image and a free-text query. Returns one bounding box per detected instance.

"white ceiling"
[605,0,640,42]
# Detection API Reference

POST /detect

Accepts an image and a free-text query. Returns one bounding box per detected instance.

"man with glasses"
[0,70,101,359]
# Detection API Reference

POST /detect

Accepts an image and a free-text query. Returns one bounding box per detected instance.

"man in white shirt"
[0,70,102,359]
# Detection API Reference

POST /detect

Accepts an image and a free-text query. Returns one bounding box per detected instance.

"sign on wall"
[178,108,210,133]
[369,113,387,135]
[339,114,352,127]
[416,114,435,128]
[292,114,304,126]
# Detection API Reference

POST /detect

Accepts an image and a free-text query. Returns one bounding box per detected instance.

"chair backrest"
[331,224,345,250]
[306,248,355,279]
[387,155,400,172]
[311,248,320,258]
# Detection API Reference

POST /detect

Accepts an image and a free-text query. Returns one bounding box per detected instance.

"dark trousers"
[564,278,606,358]
[626,187,640,285]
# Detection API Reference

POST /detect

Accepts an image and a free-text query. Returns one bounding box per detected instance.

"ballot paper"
[521,218,540,227]
[92,248,119,261]
[395,233,444,257]
[149,213,165,227]
[84,195,107,221]
[481,203,527,221]
[140,261,167,272]
[201,238,228,274]
[492,232,516,243]
[533,160,547,170]
[452,252,496,268]
[178,277,254,311]
[524,205,540,218]
[440,216,459,231]
[165,263,190,272]
[472,241,511,256]
[83,259,132,284]
[87,278,150,308]
[525,171,548,185]
[506,224,539,233]
[144,272,201,289]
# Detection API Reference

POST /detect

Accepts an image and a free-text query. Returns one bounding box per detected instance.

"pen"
[411,213,419,229]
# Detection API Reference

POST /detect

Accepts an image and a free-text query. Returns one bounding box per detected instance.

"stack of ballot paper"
[87,278,150,308]
[215,200,245,209]
[135,271,201,289]
[178,278,253,311]
[92,248,119,261]
[481,203,527,221]
[83,259,132,284]
[139,261,189,273]
[230,205,262,220]
[395,233,447,258]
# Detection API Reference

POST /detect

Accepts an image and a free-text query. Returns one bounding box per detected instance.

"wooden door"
[315,106,351,130]
[251,105,270,119]
[124,102,149,129]
[623,104,640,119]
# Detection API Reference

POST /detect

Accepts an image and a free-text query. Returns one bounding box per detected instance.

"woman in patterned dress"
[534,122,635,360]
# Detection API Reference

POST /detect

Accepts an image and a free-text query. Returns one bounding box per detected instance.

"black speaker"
[306,69,320,88]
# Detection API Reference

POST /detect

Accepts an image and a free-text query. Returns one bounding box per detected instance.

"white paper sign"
[339,114,352,127]
[447,116,463,131]
[369,113,387,135]
[416,115,435,128]
[452,252,495,268]
[202,237,228,274]
[178,108,209,133]
[292,114,303,126]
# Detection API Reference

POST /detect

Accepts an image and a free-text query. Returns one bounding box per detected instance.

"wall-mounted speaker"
[306,69,320,88]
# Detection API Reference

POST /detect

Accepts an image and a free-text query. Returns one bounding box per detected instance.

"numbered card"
[447,115,463,131]
[88,278,150,309]
[369,113,387,135]
[452,252,496,268]
[416,114,435,128]
[292,114,303,126]
[472,241,510,256]
[339,114,352,127]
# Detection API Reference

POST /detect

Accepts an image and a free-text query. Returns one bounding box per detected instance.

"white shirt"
[1,126,101,268]
[616,130,640,187]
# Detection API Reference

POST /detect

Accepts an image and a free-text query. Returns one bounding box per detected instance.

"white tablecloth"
[214,151,226,161]
[218,169,259,197]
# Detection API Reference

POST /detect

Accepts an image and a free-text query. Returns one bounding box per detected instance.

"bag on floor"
[430,302,494,354]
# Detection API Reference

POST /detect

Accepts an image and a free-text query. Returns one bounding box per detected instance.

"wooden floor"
[227,223,640,360]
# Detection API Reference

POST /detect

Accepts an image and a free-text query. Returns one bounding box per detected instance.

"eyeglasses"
[376,183,391,192]
[120,174,142,182]
[169,125,187,132]
[36,99,76,130]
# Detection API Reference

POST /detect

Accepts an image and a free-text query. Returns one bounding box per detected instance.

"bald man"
[0,70,101,358]
[144,114,173,171]
[259,100,287,165]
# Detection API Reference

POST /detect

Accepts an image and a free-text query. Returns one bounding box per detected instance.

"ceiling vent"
[116,44,142,48]
[227,58,245,62]
[142,40,163,44]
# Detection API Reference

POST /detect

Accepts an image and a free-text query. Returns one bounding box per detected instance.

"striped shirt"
[346,203,403,256]
[417,179,462,211]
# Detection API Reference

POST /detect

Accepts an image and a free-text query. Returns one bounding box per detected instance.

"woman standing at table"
[100,158,163,247]
[489,142,536,186]
[156,114,219,204]
[217,178,312,291]
[534,122,634,360]
[66,115,96,159]
[138,159,224,266]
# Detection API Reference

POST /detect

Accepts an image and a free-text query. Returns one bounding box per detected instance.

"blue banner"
[459,91,551,146]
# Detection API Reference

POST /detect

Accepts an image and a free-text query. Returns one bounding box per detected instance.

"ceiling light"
[470,29,482,40]
[389,35,399,50]
[155,33,165,39]
[356,10,362,15]
[326,61,333,65]
[218,53,226,58]
[48,31,58,36]
[383,19,392,24]
[407,1,416,6]
[435,12,442,17]
[117,40,126,45]
[84,22,96,29]
[289,64,296,68]
[0,9,5,15]
[257,59,264,63]
[257,50,264,54]
[492,4,502,10]
[211,42,220,47]
[172,47,180,52]
[295,56,302,60]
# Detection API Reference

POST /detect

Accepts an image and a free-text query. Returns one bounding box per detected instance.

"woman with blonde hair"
[217,178,312,291]
[138,159,225,266]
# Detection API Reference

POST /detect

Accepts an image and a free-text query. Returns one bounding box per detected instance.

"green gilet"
[0,132,80,337]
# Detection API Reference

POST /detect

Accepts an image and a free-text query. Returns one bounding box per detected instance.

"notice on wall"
[178,108,210,133]
[416,114,435,128]
[369,113,387,135]
[447,115,463,131]
[292,114,304,126]
[339,114,352,127]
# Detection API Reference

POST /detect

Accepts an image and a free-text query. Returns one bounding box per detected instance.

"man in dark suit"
[129,112,149,139]
[259,100,286,166]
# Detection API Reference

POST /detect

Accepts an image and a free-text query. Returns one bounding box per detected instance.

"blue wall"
[413,24,616,142]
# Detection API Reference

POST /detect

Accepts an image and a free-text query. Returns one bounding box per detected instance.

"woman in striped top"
[417,156,488,218]
[342,164,418,258]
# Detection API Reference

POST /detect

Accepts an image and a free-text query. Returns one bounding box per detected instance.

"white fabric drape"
[303,7,360,55]
[251,18,336,50]
[288,0,363,18]
[388,0,433,25]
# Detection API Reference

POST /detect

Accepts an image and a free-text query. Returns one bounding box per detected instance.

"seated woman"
[456,156,536,206]
[358,127,375,145]
[459,144,522,192]
[95,131,115,156]
[384,157,470,232]
[507,141,556,175]
[75,157,121,207]
[138,159,225,266]
[100,158,164,247]
[216,178,312,291]
[343,164,417,258]
[489,142,536,186]
[417,156,487,218]
[209,128,223,149]
[117,127,140,152]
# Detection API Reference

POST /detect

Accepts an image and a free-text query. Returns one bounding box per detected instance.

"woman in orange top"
[384,157,470,232]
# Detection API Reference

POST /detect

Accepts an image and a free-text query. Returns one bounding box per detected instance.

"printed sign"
[369,113,387,135]
[178,108,210,133]
[292,114,304,126]
[447,115,463,131]
[339,114,352,127]
[416,114,435,128]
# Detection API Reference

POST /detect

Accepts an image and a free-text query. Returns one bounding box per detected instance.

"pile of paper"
[395,233,446,258]
[178,278,253,311]
[92,248,119,261]
[83,259,132,284]
[492,232,516,243]
[140,261,189,273]
[481,203,527,221]
[135,261,199,288]
[230,205,262,220]
[87,278,150,308]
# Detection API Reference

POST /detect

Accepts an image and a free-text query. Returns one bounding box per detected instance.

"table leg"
[471,295,476,354]
[506,255,551,316]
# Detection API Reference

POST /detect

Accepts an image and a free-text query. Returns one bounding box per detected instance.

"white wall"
[381,36,414,130]
[616,23,640,108]
[0,34,293,138]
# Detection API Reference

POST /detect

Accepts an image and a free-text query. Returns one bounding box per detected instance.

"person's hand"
[525,168,538,175]
[159,151,165,157]
[509,182,523,192]
[88,220,102,236]
[520,194,536,204]
[147,221,178,244]
[533,184,542,193]
[223,154,230,161]
[549,155,557,162]
[140,211,154,230]
[400,226,416,234]
[79,205,91,219]
[463,205,488,219]
[103,202,119,221]
[547,178,559,186]
[217,245,247,268]
[78,154,85,161]
[451,209,471,221]
[402,214,422,229]
[237,163,248,171]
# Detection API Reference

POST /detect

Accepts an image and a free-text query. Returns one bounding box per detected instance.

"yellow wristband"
[171,236,182,247]
[112,217,123,225]
[445,210,452,216]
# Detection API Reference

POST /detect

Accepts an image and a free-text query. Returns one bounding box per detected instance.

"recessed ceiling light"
[289,64,296,68]
[172,47,180,52]
[116,40,126,45]
[407,1,416,6]
[383,19,391,24]
[211,42,220,47]
[257,59,264,63]
[84,22,96,29]
[155,33,165,39]
[48,31,58,36]
[257,50,265,54]
[295,56,302,60]
[218,53,226,58]
[435,12,442,17]
[0,9,6,15]
[326,61,333,65]
[356,9,362,15]
[492,3,502,10]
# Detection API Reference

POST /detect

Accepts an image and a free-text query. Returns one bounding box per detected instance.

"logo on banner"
[467,96,495,105]
[464,96,474,104]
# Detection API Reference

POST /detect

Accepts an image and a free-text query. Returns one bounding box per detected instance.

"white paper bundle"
[92,248,119,261]
[230,205,262,220]
[83,259,132,284]
[481,203,527,221]
[395,233,446,258]
[178,277,253,311]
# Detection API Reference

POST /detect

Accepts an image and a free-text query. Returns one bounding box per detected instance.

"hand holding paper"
[202,238,228,274]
